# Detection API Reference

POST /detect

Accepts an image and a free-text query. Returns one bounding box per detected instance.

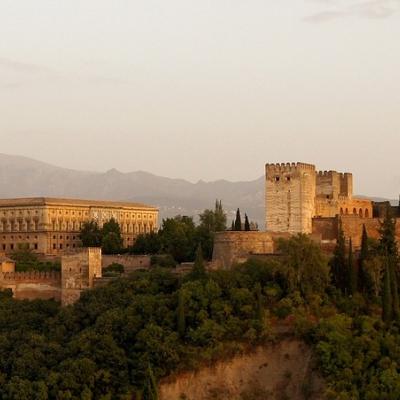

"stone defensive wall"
[0,271,61,300]
[313,215,400,250]
[340,215,400,248]
[212,231,290,270]
[102,254,151,273]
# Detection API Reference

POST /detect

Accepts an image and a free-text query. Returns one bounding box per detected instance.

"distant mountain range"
[0,154,396,228]
[0,154,265,227]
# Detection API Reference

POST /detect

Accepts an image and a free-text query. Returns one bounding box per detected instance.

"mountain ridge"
[0,154,395,227]
[0,154,264,225]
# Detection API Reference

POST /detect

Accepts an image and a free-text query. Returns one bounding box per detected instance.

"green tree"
[144,364,158,400]
[159,216,197,263]
[348,238,358,296]
[231,220,235,231]
[177,289,186,338]
[379,211,400,321]
[79,221,102,247]
[188,245,207,281]
[196,200,227,260]
[234,208,242,231]
[255,283,264,322]
[10,244,38,270]
[244,214,251,231]
[214,200,227,232]
[101,218,123,254]
[359,225,369,295]
[130,232,161,255]
[277,234,329,297]
[382,257,393,324]
[390,258,400,320]
[331,221,347,293]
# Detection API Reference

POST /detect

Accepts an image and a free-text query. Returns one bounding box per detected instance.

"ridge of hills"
[0,154,395,228]
[0,153,265,226]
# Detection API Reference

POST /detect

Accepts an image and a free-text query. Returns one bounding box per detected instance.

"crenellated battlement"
[317,170,335,177]
[0,271,61,282]
[265,162,316,173]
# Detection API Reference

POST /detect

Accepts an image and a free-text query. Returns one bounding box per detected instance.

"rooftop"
[0,197,158,210]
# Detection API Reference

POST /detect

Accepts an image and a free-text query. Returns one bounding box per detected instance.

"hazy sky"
[1,0,399,198]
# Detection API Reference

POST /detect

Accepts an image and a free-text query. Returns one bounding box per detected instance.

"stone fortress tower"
[266,162,373,234]
[61,247,102,306]
[265,163,316,234]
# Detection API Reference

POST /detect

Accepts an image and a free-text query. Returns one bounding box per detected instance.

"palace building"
[0,197,158,255]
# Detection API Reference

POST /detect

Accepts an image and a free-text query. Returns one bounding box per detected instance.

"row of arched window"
[340,207,370,218]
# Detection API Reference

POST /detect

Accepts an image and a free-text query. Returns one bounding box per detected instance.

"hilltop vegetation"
[0,212,400,399]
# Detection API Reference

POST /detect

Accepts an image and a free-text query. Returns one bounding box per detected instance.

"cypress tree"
[234,208,242,231]
[390,260,400,320]
[349,238,358,295]
[244,214,251,231]
[379,210,400,321]
[255,283,264,322]
[231,220,235,231]
[379,208,398,258]
[331,220,347,293]
[145,364,159,400]
[190,244,207,280]
[177,288,186,338]
[359,225,369,295]
[382,257,393,324]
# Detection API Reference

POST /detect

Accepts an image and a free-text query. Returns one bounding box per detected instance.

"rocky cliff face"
[159,339,324,400]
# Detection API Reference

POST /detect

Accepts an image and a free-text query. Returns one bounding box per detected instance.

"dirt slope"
[159,339,324,400]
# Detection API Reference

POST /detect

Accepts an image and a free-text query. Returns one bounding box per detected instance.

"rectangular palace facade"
[0,197,158,255]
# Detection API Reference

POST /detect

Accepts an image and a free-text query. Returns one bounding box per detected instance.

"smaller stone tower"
[61,247,102,306]
[265,163,316,234]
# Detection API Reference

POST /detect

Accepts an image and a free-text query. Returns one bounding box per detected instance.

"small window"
[286,176,291,182]
[34,244,38,250]
[2,244,5,250]
[275,176,280,182]
[10,244,14,250]
[53,244,56,249]
[59,244,63,249]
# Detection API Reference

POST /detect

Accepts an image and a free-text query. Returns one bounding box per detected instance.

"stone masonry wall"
[61,248,102,306]
[212,231,290,270]
[102,254,151,273]
[266,163,316,234]
[0,271,61,300]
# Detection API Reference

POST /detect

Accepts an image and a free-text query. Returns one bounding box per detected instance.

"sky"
[0,0,399,198]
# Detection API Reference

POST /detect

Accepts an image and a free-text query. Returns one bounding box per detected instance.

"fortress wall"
[0,271,61,300]
[102,254,151,273]
[314,198,340,218]
[338,198,373,218]
[212,231,290,270]
[335,216,400,249]
[312,217,339,242]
